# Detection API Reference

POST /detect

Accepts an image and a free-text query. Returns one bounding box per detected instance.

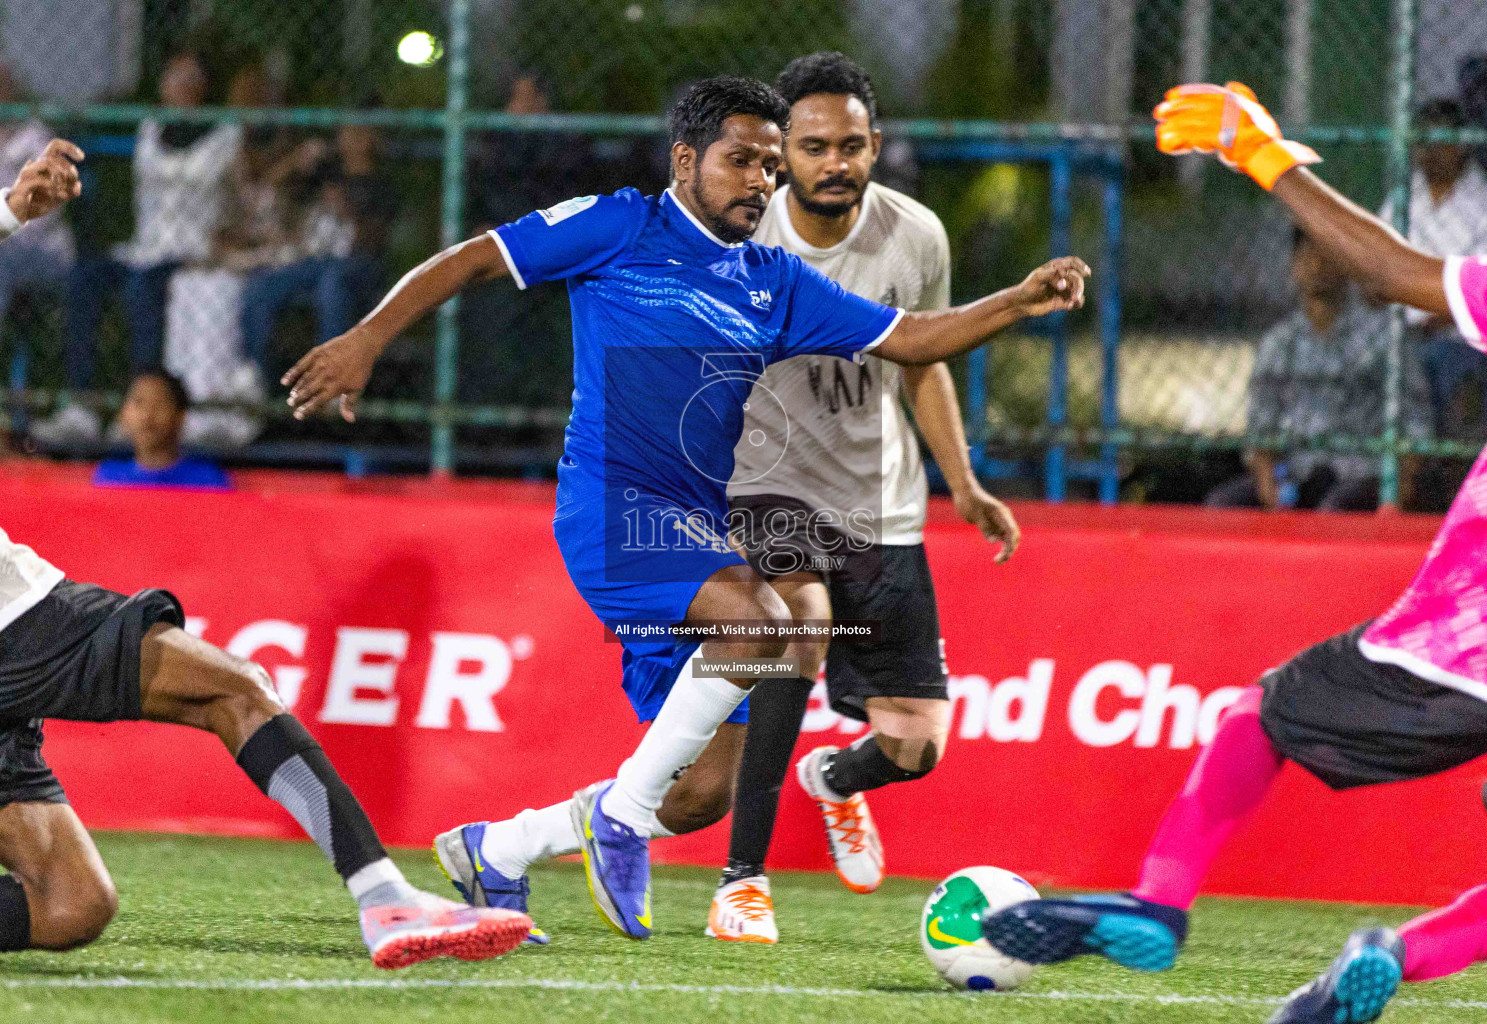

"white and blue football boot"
[433,822,550,945]
[1267,927,1403,1024]
[980,892,1189,971]
[571,780,652,939]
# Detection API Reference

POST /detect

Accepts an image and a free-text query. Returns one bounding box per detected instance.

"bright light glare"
[397,31,442,66]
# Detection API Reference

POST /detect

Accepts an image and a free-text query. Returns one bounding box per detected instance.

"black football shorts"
[1259,622,1487,790]
[729,494,948,723]
[0,581,183,806]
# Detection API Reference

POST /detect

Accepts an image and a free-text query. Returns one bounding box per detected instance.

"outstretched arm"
[1270,168,1446,315]
[1153,81,1448,316]
[874,257,1090,366]
[283,234,510,420]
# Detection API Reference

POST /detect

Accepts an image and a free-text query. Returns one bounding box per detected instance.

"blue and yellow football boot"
[432,821,550,945]
[571,781,652,939]
[980,892,1189,971]
[1267,927,1403,1024]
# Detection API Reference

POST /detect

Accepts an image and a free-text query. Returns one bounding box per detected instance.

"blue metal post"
[966,345,987,474]
[1098,161,1123,504]
[1044,152,1072,501]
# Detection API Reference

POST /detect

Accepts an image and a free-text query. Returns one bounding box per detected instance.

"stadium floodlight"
[397,30,443,67]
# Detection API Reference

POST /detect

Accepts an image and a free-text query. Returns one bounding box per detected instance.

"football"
[920,866,1040,991]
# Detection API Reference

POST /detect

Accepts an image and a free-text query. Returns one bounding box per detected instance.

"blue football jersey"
[492,188,903,520]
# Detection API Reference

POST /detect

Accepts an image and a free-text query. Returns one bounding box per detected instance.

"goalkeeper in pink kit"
[981,83,1487,1024]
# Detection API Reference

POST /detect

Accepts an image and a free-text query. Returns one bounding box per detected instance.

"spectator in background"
[1380,98,1487,438]
[1207,228,1432,512]
[33,51,242,446]
[0,65,74,345]
[160,60,297,449]
[238,119,398,381]
[93,368,229,489]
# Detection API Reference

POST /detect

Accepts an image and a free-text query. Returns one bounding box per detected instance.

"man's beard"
[690,180,765,243]
[792,174,865,219]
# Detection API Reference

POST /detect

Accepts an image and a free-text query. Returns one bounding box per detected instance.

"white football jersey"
[0,526,62,634]
[730,182,951,544]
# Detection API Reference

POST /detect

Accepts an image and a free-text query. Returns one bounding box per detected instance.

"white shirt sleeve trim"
[1358,637,1487,704]
[1443,255,1483,344]
[488,228,528,290]
[0,188,22,239]
[852,307,905,363]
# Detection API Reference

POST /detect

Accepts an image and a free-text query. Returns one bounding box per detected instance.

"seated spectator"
[239,119,398,380]
[0,65,73,343]
[1207,228,1432,512]
[93,369,229,489]
[161,61,297,449]
[1380,98,1487,439]
[33,50,242,446]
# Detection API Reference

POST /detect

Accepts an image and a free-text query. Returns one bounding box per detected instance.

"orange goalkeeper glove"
[1153,81,1321,190]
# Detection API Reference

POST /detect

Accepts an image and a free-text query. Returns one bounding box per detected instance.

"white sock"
[601,660,749,834]
[645,811,677,839]
[479,800,581,879]
[347,857,417,909]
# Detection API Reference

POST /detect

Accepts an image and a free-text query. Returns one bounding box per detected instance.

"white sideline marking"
[1,976,1486,1011]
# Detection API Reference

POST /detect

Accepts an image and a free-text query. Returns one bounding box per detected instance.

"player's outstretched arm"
[283,234,511,420]
[1,139,84,236]
[1270,168,1446,316]
[874,257,1089,366]
[1154,82,1448,317]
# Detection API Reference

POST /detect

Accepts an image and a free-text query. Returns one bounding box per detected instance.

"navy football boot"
[1267,927,1403,1024]
[981,892,1189,971]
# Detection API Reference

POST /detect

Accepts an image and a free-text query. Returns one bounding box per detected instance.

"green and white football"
[920,866,1039,991]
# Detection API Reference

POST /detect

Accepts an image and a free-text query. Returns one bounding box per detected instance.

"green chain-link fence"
[1,0,1485,505]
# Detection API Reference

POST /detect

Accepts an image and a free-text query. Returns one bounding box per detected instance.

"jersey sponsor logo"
[749,288,773,310]
[537,195,598,225]
[807,358,875,414]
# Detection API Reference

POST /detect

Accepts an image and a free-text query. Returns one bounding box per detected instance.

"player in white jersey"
[0,140,528,967]
[982,82,1487,1024]
[707,53,1020,943]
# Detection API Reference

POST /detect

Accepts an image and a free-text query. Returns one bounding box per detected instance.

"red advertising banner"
[2,464,1473,906]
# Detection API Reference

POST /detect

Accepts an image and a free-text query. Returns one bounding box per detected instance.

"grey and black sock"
[236,714,405,907]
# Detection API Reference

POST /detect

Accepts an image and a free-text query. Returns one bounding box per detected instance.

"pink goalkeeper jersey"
[1358,256,1487,699]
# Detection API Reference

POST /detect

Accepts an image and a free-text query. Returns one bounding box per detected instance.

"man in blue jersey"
[284,75,1088,942]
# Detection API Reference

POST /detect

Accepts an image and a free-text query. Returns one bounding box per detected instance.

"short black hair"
[667,75,790,155]
[1418,97,1466,128]
[128,368,190,413]
[775,51,878,127]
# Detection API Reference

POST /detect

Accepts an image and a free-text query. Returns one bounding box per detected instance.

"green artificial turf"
[2,831,1483,1023]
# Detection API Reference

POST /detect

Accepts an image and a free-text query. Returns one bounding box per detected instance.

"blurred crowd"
[1,45,1487,508]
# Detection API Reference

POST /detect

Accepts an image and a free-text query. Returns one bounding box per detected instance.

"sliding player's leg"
[709,570,827,943]
[982,683,1279,972]
[136,620,531,966]
[0,796,116,951]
